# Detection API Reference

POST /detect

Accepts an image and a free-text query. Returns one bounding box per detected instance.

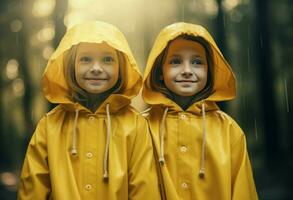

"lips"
[175,80,197,83]
[85,78,108,85]
[85,77,108,81]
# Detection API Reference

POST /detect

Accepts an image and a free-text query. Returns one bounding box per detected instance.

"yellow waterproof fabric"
[18,21,160,200]
[142,22,258,200]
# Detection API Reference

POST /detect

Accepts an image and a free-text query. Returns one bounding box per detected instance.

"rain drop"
[254,117,258,141]
[259,35,263,48]
[182,2,185,21]
[284,78,289,112]
[247,47,250,72]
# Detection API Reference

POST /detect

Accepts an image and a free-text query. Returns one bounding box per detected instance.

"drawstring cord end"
[199,168,205,178]
[103,171,109,180]
[71,148,77,156]
[159,157,165,164]
[71,109,79,156]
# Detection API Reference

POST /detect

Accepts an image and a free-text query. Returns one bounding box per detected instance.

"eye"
[103,56,115,63]
[191,58,203,65]
[79,56,92,63]
[169,58,181,65]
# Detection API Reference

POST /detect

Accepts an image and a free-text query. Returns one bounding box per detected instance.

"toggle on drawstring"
[199,101,207,178]
[71,109,79,156]
[159,107,169,164]
[103,103,111,179]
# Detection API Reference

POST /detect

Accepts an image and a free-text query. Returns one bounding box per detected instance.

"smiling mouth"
[175,80,197,83]
[85,78,108,81]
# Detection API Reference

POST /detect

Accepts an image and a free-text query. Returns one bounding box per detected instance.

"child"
[142,22,258,200]
[18,21,161,200]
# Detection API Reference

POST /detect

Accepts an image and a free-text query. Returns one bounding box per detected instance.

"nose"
[90,61,103,73]
[181,62,193,76]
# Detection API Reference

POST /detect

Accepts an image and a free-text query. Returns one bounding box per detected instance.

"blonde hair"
[150,35,214,103]
[63,43,127,107]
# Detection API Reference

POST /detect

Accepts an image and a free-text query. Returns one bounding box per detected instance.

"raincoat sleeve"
[18,116,51,200]
[128,115,161,200]
[230,122,258,200]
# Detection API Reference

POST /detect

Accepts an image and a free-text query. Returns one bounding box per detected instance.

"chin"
[175,89,197,97]
[178,93,196,97]
[86,87,106,94]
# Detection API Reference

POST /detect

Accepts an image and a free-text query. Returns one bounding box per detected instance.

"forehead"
[167,38,206,55]
[76,42,117,54]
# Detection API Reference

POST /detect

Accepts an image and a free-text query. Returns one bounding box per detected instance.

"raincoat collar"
[151,99,219,116]
[43,21,142,114]
[142,22,236,113]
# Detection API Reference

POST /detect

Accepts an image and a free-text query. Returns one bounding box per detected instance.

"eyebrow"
[78,51,116,56]
[169,54,203,58]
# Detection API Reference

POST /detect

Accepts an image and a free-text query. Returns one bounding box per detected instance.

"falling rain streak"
[182,2,185,21]
[284,78,289,112]
[259,35,263,48]
[247,47,250,72]
[31,109,35,122]
[242,90,247,113]
[254,117,258,141]
[16,33,19,49]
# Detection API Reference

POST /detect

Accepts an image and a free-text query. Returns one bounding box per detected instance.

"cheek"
[162,65,174,83]
[74,68,85,83]
[75,63,87,76]
[162,70,170,84]
[108,64,120,80]
[195,67,208,79]
[74,66,81,81]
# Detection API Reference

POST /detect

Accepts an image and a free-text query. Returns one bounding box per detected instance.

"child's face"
[162,38,208,97]
[75,42,119,94]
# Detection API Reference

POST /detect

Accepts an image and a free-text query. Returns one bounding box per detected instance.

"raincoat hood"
[43,21,142,113]
[142,22,236,111]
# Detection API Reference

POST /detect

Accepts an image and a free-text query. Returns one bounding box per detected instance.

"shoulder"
[115,105,147,125]
[32,105,67,131]
[34,105,63,126]
[117,105,140,117]
[211,110,245,143]
[46,105,65,116]
[43,105,68,122]
[212,110,242,128]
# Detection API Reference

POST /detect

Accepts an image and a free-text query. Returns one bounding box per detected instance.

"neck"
[168,93,194,111]
[87,93,110,113]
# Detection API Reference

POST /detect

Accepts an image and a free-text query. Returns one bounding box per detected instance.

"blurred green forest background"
[0,0,292,199]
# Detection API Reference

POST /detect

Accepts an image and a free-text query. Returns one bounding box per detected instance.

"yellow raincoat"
[18,21,161,200]
[142,22,258,200]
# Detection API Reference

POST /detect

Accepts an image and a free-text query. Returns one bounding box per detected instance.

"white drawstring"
[157,102,207,177]
[159,107,169,164]
[71,109,79,155]
[199,101,206,178]
[103,103,111,179]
